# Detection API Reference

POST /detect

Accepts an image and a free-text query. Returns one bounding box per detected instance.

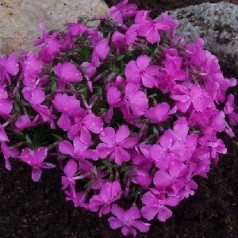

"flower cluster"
[0,0,237,236]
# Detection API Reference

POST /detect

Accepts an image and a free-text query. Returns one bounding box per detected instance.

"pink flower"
[32,104,56,127]
[141,190,179,222]
[132,168,151,188]
[0,53,19,84]
[164,54,187,81]
[38,37,61,63]
[1,142,19,171]
[91,169,108,190]
[62,160,78,189]
[82,112,104,134]
[97,125,137,165]
[108,204,150,237]
[54,62,82,89]
[153,161,186,193]
[123,83,148,117]
[0,125,8,142]
[112,31,126,52]
[145,102,175,123]
[110,0,137,25]
[135,10,169,44]
[34,23,49,46]
[224,94,238,126]
[22,86,45,105]
[207,137,227,164]
[125,24,138,45]
[52,93,83,116]
[92,39,110,67]
[125,55,159,88]
[131,155,153,188]
[15,114,38,132]
[67,112,104,139]
[88,181,122,217]
[34,23,61,63]
[64,186,88,209]
[0,86,13,118]
[19,147,55,182]
[160,12,178,36]
[81,61,97,79]
[106,86,122,107]
[150,131,178,170]
[22,53,43,86]
[59,128,99,170]
[66,22,88,37]
[171,84,213,113]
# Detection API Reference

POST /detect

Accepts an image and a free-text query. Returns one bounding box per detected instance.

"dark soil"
[0,1,238,238]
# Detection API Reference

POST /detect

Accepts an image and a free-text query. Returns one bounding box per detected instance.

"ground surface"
[0,1,238,238]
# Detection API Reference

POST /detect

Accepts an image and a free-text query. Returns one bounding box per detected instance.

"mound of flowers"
[0,0,237,236]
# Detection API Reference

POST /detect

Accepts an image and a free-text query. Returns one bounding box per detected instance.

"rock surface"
[170,2,238,75]
[0,0,109,54]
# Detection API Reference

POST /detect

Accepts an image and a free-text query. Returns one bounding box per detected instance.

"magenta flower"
[92,39,110,67]
[131,168,151,188]
[0,86,13,118]
[160,12,178,36]
[224,94,238,126]
[145,102,175,123]
[22,86,45,105]
[22,53,43,86]
[88,181,122,217]
[81,61,97,79]
[0,125,8,142]
[15,114,38,132]
[110,0,137,25]
[35,24,61,63]
[91,169,108,190]
[135,10,169,44]
[64,186,88,209]
[164,54,187,81]
[153,160,186,193]
[32,104,56,127]
[62,160,78,189]
[150,131,179,170]
[171,84,213,113]
[53,93,83,116]
[57,112,72,131]
[123,83,148,117]
[34,23,49,46]
[125,55,159,88]
[1,142,19,171]
[38,37,61,63]
[141,190,179,222]
[206,137,227,164]
[112,31,126,52]
[54,62,82,89]
[67,112,104,139]
[108,204,150,237]
[59,128,99,171]
[131,155,153,188]
[82,112,104,134]
[97,125,137,165]
[66,22,88,37]
[19,147,55,182]
[0,53,19,84]
[125,24,138,45]
[106,85,122,107]
[59,142,93,173]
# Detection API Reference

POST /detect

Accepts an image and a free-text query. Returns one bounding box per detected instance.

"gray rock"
[170,2,238,75]
[0,0,109,54]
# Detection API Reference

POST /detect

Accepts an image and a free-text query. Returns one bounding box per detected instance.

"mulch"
[0,1,238,238]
